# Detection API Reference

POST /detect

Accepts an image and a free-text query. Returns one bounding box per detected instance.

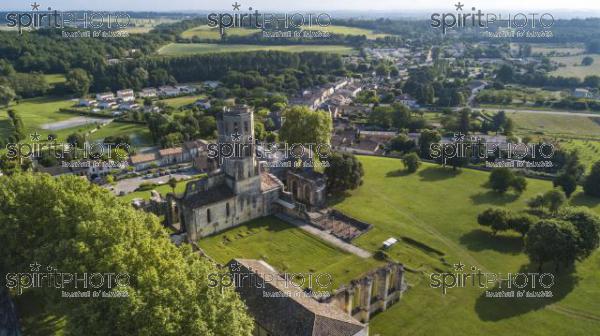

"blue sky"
[1,0,599,11]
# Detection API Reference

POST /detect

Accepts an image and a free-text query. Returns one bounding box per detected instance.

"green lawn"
[89,122,153,147]
[198,216,383,291]
[161,94,206,109]
[331,156,600,335]
[550,54,600,79]
[42,74,66,86]
[0,96,82,140]
[119,177,195,203]
[157,43,355,56]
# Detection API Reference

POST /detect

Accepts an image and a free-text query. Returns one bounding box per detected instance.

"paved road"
[275,213,373,259]
[472,107,600,118]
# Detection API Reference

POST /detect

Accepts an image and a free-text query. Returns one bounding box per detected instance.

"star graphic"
[452,132,465,143]
[454,262,465,271]
[231,131,242,142]
[30,132,41,141]
[30,262,41,272]
[232,2,241,10]
[31,2,40,10]
[455,2,464,11]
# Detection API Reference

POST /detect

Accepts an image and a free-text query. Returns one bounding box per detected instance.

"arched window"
[206,208,211,223]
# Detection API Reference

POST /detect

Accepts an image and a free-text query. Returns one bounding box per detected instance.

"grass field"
[198,216,384,291]
[0,97,81,140]
[42,74,66,86]
[161,94,206,109]
[89,121,153,147]
[330,156,600,335]
[181,26,258,39]
[507,111,600,138]
[157,43,355,56]
[180,24,389,40]
[550,54,600,79]
[528,43,585,56]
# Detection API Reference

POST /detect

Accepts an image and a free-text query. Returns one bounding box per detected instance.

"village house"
[117,89,135,102]
[138,87,158,98]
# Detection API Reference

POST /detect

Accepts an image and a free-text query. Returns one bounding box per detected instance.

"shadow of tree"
[470,191,520,205]
[326,191,352,207]
[475,264,579,321]
[570,192,600,208]
[459,229,523,254]
[385,169,412,177]
[418,166,462,181]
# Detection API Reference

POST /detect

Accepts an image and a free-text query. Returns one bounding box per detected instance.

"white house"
[138,87,157,98]
[98,101,117,110]
[573,88,592,98]
[96,92,115,102]
[117,89,135,102]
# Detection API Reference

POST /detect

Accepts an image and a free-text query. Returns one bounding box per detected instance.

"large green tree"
[0,173,253,336]
[324,152,364,193]
[66,68,92,97]
[584,161,600,198]
[525,219,580,271]
[279,105,332,146]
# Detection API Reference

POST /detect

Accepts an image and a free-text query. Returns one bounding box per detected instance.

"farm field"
[550,54,600,79]
[331,156,600,335]
[157,43,355,56]
[180,24,389,40]
[506,111,600,138]
[528,43,585,56]
[181,26,258,39]
[198,216,384,291]
[42,74,66,86]
[559,139,600,172]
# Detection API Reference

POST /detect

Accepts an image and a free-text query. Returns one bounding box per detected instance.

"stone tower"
[217,105,261,195]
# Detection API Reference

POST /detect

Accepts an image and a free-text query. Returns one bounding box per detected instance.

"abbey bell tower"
[216,105,261,194]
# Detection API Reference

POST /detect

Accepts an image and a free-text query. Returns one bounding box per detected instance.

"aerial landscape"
[0,0,600,335]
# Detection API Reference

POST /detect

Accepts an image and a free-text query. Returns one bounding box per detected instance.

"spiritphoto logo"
[430,262,555,297]
[207,2,332,36]
[5,261,130,298]
[207,261,333,295]
[430,2,554,35]
[5,2,132,35]
[207,132,332,168]
[5,133,131,162]
[429,133,555,168]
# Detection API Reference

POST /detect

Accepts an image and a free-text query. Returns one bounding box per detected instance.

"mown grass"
[332,156,600,335]
[198,216,384,291]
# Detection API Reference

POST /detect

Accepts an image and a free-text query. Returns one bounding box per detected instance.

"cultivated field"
[181,26,258,39]
[332,156,600,335]
[507,111,600,138]
[180,24,389,40]
[550,54,600,79]
[157,43,355,56]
